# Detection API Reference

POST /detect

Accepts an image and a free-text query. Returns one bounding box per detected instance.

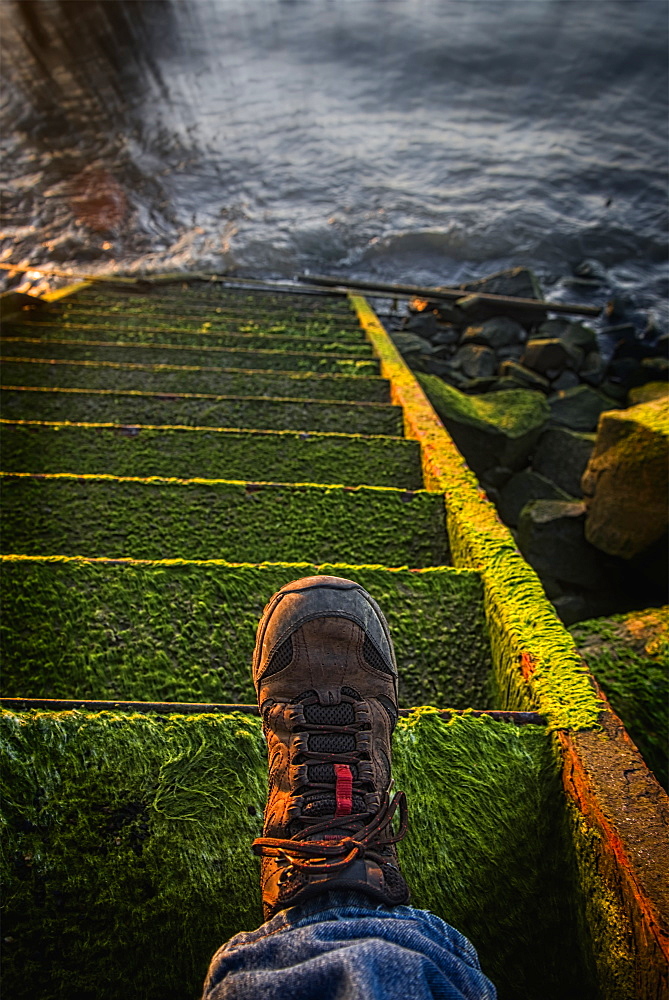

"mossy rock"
[0,560,490,708]
[1,359,390,403]
[627,381,669,406]
[0,388,403,437]
[0,709,592,1000]
[0,424,423,491]
[582,397,669,558]
[1,475,449,567]
[570,607,669,789]
[416,373,549,476]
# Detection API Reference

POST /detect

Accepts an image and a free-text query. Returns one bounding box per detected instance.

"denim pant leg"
[202,891,497,1000]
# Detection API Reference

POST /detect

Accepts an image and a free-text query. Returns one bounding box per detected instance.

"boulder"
[548,385,618,432]
[532,426,595,496]
[537,319,597,352]
[431,301,467,326]
[462,267,543,300]
[581,397,669,559]
[404,311,439,340]
[628,381,669,405]
[641,356,669,382]
[451,344,497,379]
[416,374,550,476]
[390,330,430,358]
[496,344,524,362]
[431,327,460,347]
[460,316,526,350]
[522,338,581,375]
[580,351,606,387]
[498,361,550,393]
[497,469,571,527]
[517,500,615,590]
[550,371,580,392]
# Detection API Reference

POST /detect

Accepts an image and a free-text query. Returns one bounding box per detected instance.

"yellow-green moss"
[352,294,601,732]
[1,708,594,1000]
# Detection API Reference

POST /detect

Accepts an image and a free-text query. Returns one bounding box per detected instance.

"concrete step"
[1,473,449,566]
[0,359,390,402]
[1,422,423,490]
[1,338,379,376]
[0,706,590,1000]
[0,388,404,435]
[0,558,488,708]
[3,322,375,355]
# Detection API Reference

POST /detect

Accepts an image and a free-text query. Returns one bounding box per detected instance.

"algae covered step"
[46,313,364,340]
[1,474,449,566]
[0,559,490,707]
[1,422,423,490]
[1,359,390,402]
[0,708,591,1000]
[0,388,404,436]
[1,338,380,377]
[4,323,374,356]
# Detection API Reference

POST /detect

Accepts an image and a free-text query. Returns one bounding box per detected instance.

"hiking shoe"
[251,575,410,920]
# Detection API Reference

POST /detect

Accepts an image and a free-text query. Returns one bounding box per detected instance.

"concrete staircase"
[1,279,666,1000]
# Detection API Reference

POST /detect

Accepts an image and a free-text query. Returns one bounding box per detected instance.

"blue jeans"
[202,891,497,1000]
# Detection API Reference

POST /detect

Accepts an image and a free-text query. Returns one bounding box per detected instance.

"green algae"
[570,607,669,789]
[1,423,423,490]
[0,709,593,1000]
[2,359,390,403]
[0,560,489,707]
[1,338,379,377]
[0,388,404,436]
[352,295,601,731]
[1,475,449,567]
[5,322,374,355]
[416,375,549,436]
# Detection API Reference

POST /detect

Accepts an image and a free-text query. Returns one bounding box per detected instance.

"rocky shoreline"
[387,267,668,626]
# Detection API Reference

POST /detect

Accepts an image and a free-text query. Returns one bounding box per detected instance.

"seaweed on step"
[1,359,390,403]
[0,389,404,436]
[0,709,593,1000]
[1,475,450,567]
[0,559,486,707]
[1,423,423,491]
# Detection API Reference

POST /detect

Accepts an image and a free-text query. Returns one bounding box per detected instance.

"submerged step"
[4,323,374,355]
[1,474,449,566]
[1,338,380,377]
[0,559,487,708]
[0,388,404,436]
[0,707,592,1000]
[1,422,423,490]
[1,359,390,402]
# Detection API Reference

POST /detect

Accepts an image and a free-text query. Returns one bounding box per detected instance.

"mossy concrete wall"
[352,293,669,996]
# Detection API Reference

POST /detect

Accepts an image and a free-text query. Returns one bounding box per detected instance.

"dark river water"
[1,0,667,332]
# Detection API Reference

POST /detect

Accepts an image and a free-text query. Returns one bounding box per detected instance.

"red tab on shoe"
[334,764,353,817]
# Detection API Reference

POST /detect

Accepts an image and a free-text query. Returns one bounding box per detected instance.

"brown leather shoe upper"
[251,576,409,919]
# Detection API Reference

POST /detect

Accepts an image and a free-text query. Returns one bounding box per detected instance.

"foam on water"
[1,0,667,329]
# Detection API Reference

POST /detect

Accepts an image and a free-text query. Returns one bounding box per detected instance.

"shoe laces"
[252,691,408,873]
